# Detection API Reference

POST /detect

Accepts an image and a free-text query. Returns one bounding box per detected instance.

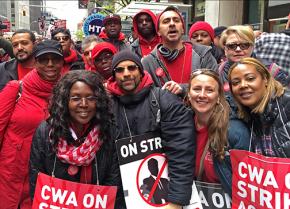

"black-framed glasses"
[54,36,70,42]
[37,56,63,65]
[225,42,252,51]
[69,96,97,104]
[114,64,139,73]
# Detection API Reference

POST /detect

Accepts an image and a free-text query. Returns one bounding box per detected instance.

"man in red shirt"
[0,29,36,90]
[142,6,217,96]
[130,9,160,58]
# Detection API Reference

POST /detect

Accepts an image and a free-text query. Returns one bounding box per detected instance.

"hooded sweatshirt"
[132,9,160,57]
[99,30,128,52]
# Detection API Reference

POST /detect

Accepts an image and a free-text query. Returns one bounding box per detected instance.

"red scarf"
[107,71,153,96]
[56,126,103,166]
[62,49,78,74]
[22,69,56,99]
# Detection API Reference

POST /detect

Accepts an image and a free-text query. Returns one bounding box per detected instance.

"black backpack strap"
[16,80,23,102]
[149,88,161,124]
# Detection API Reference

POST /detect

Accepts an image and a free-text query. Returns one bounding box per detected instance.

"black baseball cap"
[34,40,63,58]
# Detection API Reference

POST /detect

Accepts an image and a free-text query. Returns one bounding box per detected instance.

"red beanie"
[189,21,215,42]
[91,42,117,60]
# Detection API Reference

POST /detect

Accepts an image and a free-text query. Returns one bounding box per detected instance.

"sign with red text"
[231,150,290,209]
[32,172,117,209]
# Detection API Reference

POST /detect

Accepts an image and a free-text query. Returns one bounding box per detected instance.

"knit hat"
[91,42,117,60]
[214,26,227,37]
[111,50,144,77]
[189,21,214,42]
[156,6,185,32]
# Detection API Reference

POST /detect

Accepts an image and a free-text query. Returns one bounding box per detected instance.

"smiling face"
[69,81,97,131]
[35,53,63,82]
[158,10,184,45]
[224,33,253,62]
[188,74,219,119]
[11,33,34,62]
[114,60,142,94]
[230,63,267,110]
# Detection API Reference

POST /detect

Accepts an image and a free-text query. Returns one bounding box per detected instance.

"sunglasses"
[54,36,70,42]
[37,56,63,65]
[114,64,138,73]
[225,42,252,51]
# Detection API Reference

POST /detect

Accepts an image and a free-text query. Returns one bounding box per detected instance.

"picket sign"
[231,149,290,209]
[115,132,230,209]
[32,172,117,209]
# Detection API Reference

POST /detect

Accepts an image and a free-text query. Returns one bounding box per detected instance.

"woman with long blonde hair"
[186,69,250,196]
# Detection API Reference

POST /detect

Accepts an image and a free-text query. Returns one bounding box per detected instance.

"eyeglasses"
[114,64,139,73]
[94,53,113,64]
[54,36,70,42]
[225,42,252,51]
[69,96,97,104]
[37,56,63,65]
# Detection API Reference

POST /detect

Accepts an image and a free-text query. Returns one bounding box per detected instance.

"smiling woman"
[0,40,64,209]
[29,70,126,209]
[228,58,290,158]
[185,69,250,196]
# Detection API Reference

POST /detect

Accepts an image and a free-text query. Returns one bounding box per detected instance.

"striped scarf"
[56,126,103,166]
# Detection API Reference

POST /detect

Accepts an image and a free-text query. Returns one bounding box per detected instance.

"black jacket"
[29,121,126,209]
[111,86,196,205]
[0,59,18,91]
[250,90,290,158]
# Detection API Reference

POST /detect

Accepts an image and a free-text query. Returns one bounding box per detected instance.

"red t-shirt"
[17,63,33,80]
[195,121,220,183]
[161,42,192,84]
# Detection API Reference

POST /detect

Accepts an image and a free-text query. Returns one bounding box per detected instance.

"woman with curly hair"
[186,69,250,196]
[29,70,125,209]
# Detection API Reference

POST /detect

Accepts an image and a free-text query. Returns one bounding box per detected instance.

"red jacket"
[0,69,55,209]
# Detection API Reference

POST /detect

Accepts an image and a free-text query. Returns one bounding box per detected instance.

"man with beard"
[0,29,35,90]
[130,9,160,58]
[142,6,218,97]
[107,50,195,209]
[99,14,128,51]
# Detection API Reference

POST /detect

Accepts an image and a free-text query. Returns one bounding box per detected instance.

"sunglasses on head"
[114,64,138,73]
[225,42,252,51]
[54,36,70,42]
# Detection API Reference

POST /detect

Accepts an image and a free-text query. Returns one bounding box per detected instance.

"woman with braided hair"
[29,70,125,209]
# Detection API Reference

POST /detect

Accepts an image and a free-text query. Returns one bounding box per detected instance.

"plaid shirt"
[254,33,290,73]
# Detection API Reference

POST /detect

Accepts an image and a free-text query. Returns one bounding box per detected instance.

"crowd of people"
[0,6,289,209]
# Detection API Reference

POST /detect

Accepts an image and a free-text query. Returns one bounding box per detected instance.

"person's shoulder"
[191,42,212,57]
